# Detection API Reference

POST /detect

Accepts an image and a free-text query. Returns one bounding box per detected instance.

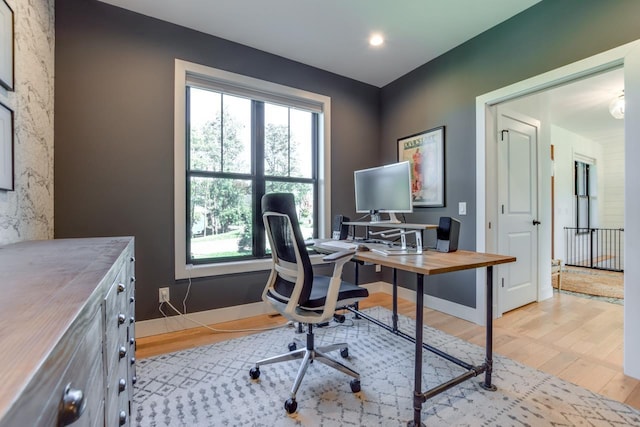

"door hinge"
[501,204,504,214]
[501,278,504,288]
[500,129,509,141]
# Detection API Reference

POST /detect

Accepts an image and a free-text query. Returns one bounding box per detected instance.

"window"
[174,60,331,279]
[575,160,597,232]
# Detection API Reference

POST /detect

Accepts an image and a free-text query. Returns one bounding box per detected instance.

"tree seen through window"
[187,87,317,263]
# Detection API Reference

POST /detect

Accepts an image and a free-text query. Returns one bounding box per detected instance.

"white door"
[497,110,539,313]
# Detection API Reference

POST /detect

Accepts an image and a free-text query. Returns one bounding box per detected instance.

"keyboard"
[319,240,358,250]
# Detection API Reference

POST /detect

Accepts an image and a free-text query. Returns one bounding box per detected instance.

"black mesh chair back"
[262,192,313,306]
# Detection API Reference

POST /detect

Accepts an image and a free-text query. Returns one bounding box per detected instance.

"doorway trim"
[475,39,640,379]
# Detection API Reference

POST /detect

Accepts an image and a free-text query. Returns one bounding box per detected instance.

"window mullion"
[219,95,224,172]
[254,101,266,256]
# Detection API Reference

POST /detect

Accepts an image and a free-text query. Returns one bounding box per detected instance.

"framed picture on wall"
[0,101,13,190]
[0,0,14,91]
[397,126,445,207]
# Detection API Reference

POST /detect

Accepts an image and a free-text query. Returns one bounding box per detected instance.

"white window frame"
[174,59,332,279]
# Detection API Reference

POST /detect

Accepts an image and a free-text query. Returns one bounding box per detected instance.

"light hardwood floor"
[136,291,640,410]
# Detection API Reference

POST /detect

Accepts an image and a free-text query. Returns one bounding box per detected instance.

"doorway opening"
[475,38,640,380]
[498,67,624,306]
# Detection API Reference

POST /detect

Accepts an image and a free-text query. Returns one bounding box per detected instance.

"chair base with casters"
[249,321,361,414]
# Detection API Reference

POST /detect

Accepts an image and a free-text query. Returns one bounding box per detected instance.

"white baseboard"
[374,281,480,324]
[135,282,385,338]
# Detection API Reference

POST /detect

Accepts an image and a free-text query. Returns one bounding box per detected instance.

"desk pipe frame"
[350,263,496,427]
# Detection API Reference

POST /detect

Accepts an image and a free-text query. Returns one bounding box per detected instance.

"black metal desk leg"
[392,268,399,331]
[353,262,361,318]
[480,265,497,391]
[408,273,425,427]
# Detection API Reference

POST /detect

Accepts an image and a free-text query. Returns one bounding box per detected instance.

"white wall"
[600,139,625,228]
[0,0,54,245]
[624,43,640,379]
[552,125,605,261]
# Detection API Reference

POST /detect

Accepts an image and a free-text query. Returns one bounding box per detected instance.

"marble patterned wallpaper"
[0,0,54,245]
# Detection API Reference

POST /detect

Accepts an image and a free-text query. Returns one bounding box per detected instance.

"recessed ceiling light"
[369,34,384,47]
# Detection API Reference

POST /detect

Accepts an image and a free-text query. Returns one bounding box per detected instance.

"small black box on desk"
[435,217,460,253]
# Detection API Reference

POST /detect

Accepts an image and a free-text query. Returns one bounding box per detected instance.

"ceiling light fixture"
[369,34,384,47]
[609,91,625,119]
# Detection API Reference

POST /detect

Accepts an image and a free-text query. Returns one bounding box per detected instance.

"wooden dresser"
[0,237,136,427]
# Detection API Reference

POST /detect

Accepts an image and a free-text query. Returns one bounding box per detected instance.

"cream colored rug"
[554,266,623,299]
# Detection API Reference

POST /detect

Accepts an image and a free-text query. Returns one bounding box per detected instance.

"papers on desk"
[318,240,357,250]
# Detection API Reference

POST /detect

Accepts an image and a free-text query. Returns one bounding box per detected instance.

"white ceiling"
[506,68,625,144]
[98,0,624,142]
[98,0,542,87]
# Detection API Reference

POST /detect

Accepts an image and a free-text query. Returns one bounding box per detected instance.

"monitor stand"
[369,212,401,224]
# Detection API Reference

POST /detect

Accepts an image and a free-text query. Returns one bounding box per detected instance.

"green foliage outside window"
[187,88,316,262]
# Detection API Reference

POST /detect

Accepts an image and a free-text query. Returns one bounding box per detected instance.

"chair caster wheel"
[334,313,346,323]
[350,379,361,393]
[340,347,349,358]
[249,367,260,379]
[284,398,297,414]
[288,342,297,352]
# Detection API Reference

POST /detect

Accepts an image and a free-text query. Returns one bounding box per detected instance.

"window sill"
[176,253,328,279]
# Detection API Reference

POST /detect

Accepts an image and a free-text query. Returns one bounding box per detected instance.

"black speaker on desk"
[435,217,460,252]
[332,215,350,240]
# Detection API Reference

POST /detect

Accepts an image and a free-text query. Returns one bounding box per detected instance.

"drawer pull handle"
[130,316,135,324]
[129,337,135,345]
[130,256,135,262]
[117,283,126,293]
[130,356,136,366]
[119,346,127,358]
[132,375,137,385]
[119,410,127,426]
[118,314,126,325]
[129,296,135,303]
[130,276,136,283]
[58,383,85,426]
[118,378,127,393]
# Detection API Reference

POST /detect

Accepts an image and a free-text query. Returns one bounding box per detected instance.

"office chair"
[249,193,369,414]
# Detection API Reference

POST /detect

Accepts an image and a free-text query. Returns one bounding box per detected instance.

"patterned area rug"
[133,307,640,426]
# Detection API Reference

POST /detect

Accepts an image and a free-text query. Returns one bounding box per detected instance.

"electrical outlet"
[159,287,170,303]
[375,264,381,272]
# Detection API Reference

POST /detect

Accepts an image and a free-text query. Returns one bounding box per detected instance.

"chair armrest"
[322,250,355,263]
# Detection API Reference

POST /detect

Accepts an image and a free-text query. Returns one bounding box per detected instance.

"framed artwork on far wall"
[0,101,14,190]
[397,126,445,207]
[0,0,14,91]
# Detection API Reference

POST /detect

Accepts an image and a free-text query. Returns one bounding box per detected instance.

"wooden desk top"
[354,249,516,276]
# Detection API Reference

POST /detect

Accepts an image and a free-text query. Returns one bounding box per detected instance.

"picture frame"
[0,101,14,190]
[0,0,14,91]
[397,126,445,207]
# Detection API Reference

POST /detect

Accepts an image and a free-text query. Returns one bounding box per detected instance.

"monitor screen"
[354,161,413,216]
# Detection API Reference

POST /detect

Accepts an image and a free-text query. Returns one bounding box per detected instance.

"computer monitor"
[354,161,413,223]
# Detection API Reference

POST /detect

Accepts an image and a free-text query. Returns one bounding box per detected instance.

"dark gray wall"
[54,0,380,322]
[380,0,640,306]
[55,0,640,320]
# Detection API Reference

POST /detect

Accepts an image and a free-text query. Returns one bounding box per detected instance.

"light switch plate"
[458,202,467,215]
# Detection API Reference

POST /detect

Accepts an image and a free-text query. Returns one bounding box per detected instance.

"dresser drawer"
[104,268,129,377]
[1,309,103,427]
[106,359,131,427]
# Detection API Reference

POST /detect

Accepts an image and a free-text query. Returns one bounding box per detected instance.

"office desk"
[319,245,515,426]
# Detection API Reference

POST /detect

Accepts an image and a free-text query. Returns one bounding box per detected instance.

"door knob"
[532,220,541,225]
